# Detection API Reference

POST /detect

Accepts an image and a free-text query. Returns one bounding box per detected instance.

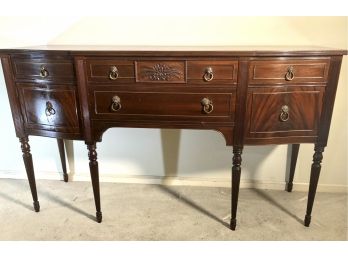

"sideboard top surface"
[0,45,347,56]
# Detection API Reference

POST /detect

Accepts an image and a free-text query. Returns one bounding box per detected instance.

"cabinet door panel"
[18,85,80,133]
[245,86,325,139]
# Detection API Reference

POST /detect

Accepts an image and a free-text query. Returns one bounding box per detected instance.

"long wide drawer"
[92,91,236,122]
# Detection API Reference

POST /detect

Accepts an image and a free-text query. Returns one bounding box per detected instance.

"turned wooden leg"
[230,146,243,231]
[19,137,40,212]
[57,139,68,182]
[87,143,102,223]
[304,144,324,227]
[287,144,300,192]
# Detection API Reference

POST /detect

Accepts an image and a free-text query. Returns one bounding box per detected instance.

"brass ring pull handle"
[285,66,295,81]
[279,105,289,122]
[201,97,214,114]
[203,67,214,82]
[40,65,49,78]
[45,101,56,116]
[109,66,119,80]
[110,95,122,112]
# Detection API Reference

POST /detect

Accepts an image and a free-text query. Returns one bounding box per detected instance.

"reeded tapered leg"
[57,139,68,182]
[87,143,102,223]
[287,144,300,192]
[230,146,243,231]
[304,144,324,227]
[20,137,40,212]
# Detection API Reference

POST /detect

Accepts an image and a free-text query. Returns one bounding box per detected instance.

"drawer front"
[86,59,135,83]
[187,60,238,84]
[249,59,330,84]
[12,58,75,82]
[245,86,324,139]
[17,84,80,133]
[92,91,235,122]
[136,61,186,83]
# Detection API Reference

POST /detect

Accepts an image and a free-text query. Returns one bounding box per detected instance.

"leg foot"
[96,211,102,223]
[304,215,311,227]
[231,146,242,231]
[57,139,69,183]
[87,143,102,224]
[20,137,40,213]
[304,144,324,228]
[33,201,40,212]
[63,173,69,182]
[230,218,237,230]
[286,182,293,192]
[287,144,299,193]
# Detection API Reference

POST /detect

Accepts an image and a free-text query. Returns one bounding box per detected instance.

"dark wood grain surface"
[1,45,347,56]
[245,86,324,140]
[248,58,330,84]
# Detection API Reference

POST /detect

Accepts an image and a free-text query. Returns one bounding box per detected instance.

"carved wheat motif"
[142,63,183,81]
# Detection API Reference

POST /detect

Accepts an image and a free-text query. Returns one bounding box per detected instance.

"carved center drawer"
[12,57,75,83]
[248,58,330,84]
[92,91,235,122]
[136,61,186,83]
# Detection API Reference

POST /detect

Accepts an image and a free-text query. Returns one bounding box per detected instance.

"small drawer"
[12,58,75,83]
[245,86,324,139]
[248,59,330,84]
[187,60,238,84]
[17,84,80,133]
[92,91,235,122]
[86,59,135,83]
[136,61,186,83]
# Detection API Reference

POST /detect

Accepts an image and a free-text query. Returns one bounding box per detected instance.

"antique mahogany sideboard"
[0,46,346,230]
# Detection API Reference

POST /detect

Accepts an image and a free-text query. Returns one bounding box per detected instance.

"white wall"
[0,17,347,191]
